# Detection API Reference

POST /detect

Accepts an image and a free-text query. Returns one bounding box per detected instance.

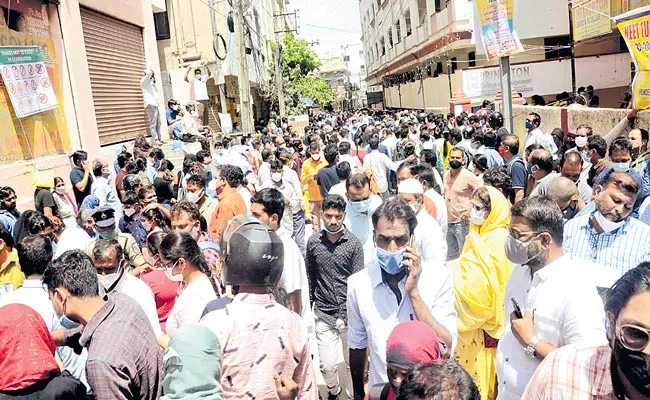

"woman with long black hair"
[158,231,219,345]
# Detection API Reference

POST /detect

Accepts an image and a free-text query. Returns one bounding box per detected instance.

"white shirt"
[236,185,252,213]
[347,258,457,387]
[344,194,383,265]
[258,162,272,189]
[166,274,218,336]
[524,128,558,155]
[425,189,447,237]
[363,150,398,193]
[328,182,348,201]
[55,225,92,259]
[110,274,162,337]
[338,154,363,174]
[381,136,398,158]
[140,72,158,107]
[639,195,650,226]
[283,166,304,211]
[276,227,309,317]
[0,279,89,389]
[496,254,607,400]
[191,75,209,101]
[415,209,445,266]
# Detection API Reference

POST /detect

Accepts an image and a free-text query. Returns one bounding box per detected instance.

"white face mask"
[611,161,631,173]
[312,153,321,160]
[469,207,487,226]
[593,210,625,233]
[164,260,185,282]
[142,221,152,232]
[124,208,137,218]
[574,136,588,148]
[271,172,282,183]
[409,203,419,215]
[55,187,66,195]
[186,190,203,204]
[98,269,122,292]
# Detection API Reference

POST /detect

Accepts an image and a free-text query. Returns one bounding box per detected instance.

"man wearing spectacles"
[347,196,457,400]
[496,196,606,400]
[523,262,650,399]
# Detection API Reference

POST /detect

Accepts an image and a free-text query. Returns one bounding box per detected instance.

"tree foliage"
[272,33,336,115]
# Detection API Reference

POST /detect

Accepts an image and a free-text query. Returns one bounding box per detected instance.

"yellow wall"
[0,1,70,162]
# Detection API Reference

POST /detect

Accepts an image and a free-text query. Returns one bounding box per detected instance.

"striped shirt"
[563,212,650,274]
[522,345,615,399]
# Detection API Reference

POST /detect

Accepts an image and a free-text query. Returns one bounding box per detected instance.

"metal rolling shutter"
[81,8,147,145]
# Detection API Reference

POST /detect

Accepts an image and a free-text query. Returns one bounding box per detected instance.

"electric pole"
[273,0,286,120]
[233,0,254,134]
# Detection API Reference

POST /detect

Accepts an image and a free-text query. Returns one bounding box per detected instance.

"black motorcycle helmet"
[488,112,504,129]
[219,215,284,287]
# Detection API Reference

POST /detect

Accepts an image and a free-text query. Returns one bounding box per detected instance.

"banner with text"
[573,0,612,42]
[0,46,58,118]
[475,0,523,60]
[615,5,650,109]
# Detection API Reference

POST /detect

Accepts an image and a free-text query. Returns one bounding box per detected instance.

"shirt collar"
[79,296,116,348]
[233,292,275,305]
[0,248,18,273]
[532,253,570,282]
[593,347,615,397]
[217,187,236,200]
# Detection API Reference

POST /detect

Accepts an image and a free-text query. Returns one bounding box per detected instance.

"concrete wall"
[79,0,144,27]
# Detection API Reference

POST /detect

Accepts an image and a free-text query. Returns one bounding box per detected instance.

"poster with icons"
[0,46,58,118]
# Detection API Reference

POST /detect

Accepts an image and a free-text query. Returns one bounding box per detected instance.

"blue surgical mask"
[525,121,534,130]
[95,229,115,239]
[60,315,81,329]
[323,225,344,235]
[376,247,407,275]
[349,199,371,214]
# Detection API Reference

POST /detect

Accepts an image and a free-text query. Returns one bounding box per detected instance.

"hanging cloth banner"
[475,0,524,60]
[614,5,650,109]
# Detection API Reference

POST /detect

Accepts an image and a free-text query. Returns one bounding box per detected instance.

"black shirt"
[306,228,364,325]
[153,177,177,204]
[0,371,87,400]
[69,167,92,207]
[34,189,58,218]
[316,164,339,198]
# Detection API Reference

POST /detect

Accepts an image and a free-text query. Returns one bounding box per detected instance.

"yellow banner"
[475,0,523,60]
[616,6,650,108]
[573,0,612,42]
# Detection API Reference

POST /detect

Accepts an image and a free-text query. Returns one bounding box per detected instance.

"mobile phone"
[511,297,523,319]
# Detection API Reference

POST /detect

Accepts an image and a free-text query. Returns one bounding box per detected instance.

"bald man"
[548,176,586,221]
[561,152,592,203]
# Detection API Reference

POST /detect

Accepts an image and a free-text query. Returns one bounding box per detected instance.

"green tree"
[271,33,337,115]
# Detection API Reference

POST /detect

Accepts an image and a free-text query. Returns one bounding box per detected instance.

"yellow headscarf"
[454,186,513,338]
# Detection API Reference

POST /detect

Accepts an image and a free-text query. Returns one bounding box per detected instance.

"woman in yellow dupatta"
[448,186,513,400]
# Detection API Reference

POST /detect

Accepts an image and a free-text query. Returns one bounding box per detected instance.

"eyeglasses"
[507,226,543,241]
[161,259,178,272]
[617,324,650,351]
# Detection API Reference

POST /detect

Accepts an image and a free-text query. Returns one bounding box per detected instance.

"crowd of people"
[0,103,650,400]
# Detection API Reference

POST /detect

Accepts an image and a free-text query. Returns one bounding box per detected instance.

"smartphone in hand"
[511,297,523,319]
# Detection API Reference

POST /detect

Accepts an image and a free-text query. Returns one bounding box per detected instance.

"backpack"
[392,139,408,162]
[366,162,381,195]
[198,240,221,253]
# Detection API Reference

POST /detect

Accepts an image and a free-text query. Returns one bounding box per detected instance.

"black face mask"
[562,201,578,221]
[612,337,650,396]
[449,159,462,170]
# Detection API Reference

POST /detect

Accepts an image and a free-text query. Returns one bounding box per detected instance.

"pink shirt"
[443,168,482,224]
[200,293,317,400]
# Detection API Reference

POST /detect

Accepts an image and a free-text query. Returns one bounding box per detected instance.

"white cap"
[397,178,424,195]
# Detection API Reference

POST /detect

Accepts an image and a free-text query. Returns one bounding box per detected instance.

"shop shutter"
[81,8,147,145]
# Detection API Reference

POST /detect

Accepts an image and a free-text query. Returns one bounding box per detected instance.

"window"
[417,0,427,26]
[450,57,458,73]
[388,28,393,47]
[380,37,386,56]
[153,11,171,40]
[404,10,412,36]
[468,51,476,67]
[544,36,571,59]
[375,43,379,59]
[395,20,402,43]
[435,0,443,12]
[376,0,381,8]
[1,7,21,31]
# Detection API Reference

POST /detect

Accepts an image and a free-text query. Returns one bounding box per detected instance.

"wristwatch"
[524,337,539,359]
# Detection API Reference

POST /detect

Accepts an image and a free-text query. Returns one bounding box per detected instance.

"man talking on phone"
[495,196,606,400]
[69,150,93,208]
[346,196,457,400]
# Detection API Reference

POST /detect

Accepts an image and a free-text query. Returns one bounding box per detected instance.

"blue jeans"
[446,220,469,260]
[292,209,306,257]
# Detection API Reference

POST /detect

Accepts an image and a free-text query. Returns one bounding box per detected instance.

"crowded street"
[1,0,650,400]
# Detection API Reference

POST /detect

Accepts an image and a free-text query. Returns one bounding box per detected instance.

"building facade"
[154,0,281,131]
[360,0,631,110]
[0,0,165,208]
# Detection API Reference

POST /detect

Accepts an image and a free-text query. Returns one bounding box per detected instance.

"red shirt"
[141,270,179,333]
[115,169,128,192]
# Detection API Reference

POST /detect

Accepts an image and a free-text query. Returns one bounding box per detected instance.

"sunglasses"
[617,324,650,351]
